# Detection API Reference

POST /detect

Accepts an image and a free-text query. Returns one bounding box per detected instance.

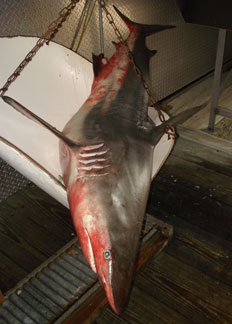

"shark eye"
[103,249,112,260]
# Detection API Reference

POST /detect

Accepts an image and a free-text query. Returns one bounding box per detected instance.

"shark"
[2,6,200,315]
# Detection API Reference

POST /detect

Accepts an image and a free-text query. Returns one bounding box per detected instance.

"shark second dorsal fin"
[2,96,79,147]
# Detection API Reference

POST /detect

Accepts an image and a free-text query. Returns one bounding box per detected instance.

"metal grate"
[0,0,232,101]
[0,158,31,203]
[0,214,164,324]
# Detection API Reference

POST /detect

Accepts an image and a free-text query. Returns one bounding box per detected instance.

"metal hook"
[98,0,104,56]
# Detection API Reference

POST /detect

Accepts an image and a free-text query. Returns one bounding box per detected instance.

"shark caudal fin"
[113,6,175,36]
[151,105,203,143]
[2,96,79,147]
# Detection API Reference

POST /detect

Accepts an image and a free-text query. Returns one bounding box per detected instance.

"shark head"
[62,139,153,314]
[67,175,143,314]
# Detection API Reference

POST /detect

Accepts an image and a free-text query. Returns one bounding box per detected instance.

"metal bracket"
[208,28,232,131]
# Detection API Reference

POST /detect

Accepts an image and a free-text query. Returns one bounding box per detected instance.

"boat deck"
[0,123,232,323]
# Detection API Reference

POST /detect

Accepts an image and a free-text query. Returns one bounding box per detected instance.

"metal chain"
[100,0,176,138]
[0,0,80,98]
[0,0,175,138]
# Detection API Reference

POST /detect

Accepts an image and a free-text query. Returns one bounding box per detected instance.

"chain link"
[0,0,175,139]
[100,0,176,139]
[0,0,80,98]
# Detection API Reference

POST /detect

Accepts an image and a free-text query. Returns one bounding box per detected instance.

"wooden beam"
[176,125,232,155]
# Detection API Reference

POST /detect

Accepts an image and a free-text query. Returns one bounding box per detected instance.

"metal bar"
[42,269,78,295]
[0,305,22,324]
[24,285,60,315]
[98,0,104,55]
[9,294,48,324]
[208,28,227,131]
[38,274,73,302]
[71,0,89,50]
[55,259,94,285]
[62,254,96,278]
[3,300,36,324]
[31,278,67,308]
[18,290,55,321]
[215,106,232,118]
[49,263,85,286]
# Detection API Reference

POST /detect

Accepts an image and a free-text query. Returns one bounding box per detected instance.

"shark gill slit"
[78,143,111,177]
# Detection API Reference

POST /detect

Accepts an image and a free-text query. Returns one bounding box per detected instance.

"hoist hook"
[98,0,105,56]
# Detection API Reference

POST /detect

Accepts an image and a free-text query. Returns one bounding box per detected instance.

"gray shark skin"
[2,7,200,315]
[59,8,175,314]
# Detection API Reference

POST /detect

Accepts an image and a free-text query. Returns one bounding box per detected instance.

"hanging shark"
[2,7,200,315]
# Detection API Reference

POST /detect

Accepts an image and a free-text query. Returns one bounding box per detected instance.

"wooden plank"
[148,173,232,241]
[93,214,232,324]
[166,71,232,130]
[148,211,232,286]
[182,82,232,130]
[16,186,74,240]
[0,230,42,273]
[0,185,75,293]
[0,200,68,258]
[176,125,232,157]
[216,106,232,119]
[158,151,232,207]
[23,186,73,230]
[0,252,27,293]
[166,73,214,115]
[95,284,192,324]
[137,258,232,324]
[214,117,232,141]
[145,252,232,319]
[0,186,74,255]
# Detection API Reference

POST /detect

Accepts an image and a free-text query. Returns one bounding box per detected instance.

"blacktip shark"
[3,6,200,314]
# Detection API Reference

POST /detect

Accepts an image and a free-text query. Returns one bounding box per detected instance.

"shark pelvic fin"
[113,6,175,36]
[2,96,79,147]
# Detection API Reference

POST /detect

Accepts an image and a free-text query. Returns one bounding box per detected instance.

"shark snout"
[92,244,133,315]
[78,222,133,314]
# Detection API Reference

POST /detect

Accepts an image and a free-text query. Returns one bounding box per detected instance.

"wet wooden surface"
[92,129,232,324]
[0,186,74,293]
[0,127,232,323]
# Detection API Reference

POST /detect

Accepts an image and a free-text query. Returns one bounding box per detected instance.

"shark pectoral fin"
[113,6,175,35]
[2,96,79,147]
[151,105,203,143]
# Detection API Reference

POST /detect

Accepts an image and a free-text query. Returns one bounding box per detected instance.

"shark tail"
[113,6,175,36]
